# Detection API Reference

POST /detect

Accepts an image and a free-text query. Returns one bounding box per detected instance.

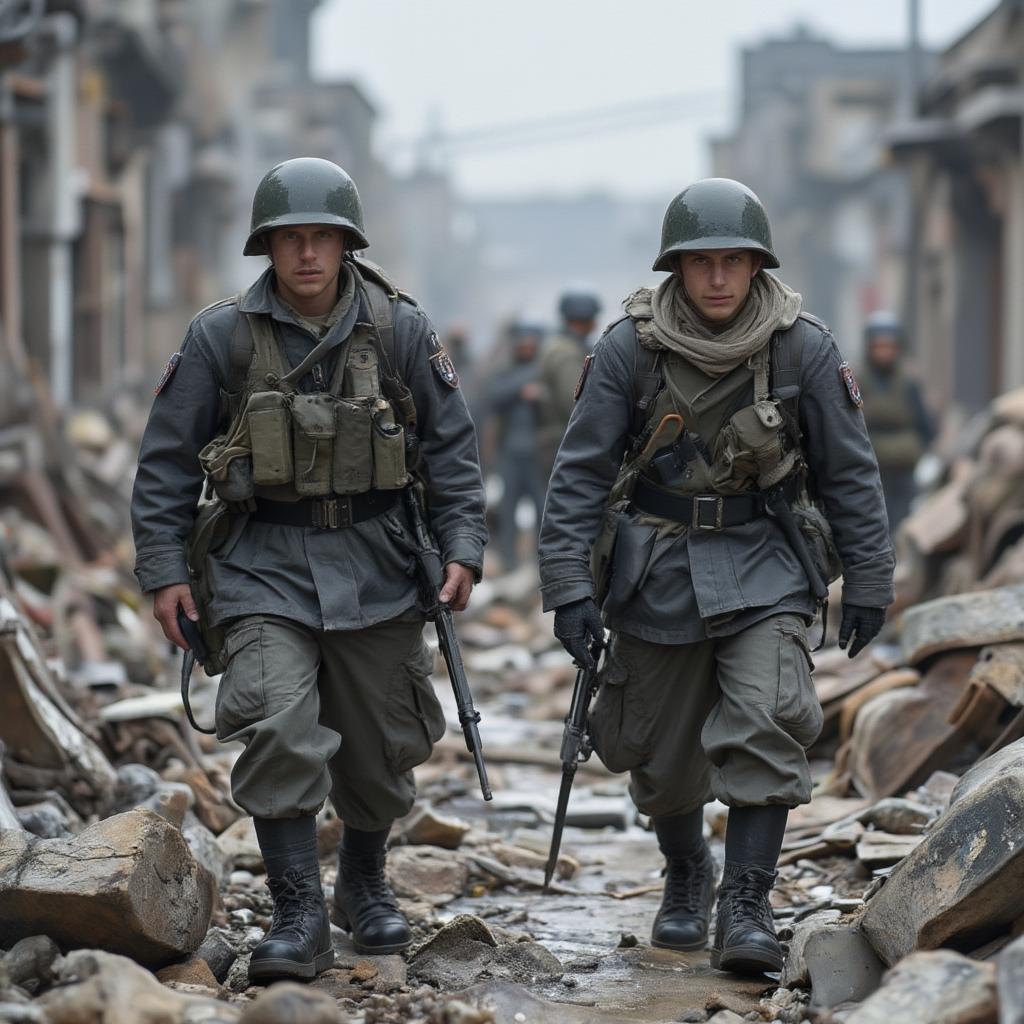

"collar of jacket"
[238,265,366,339]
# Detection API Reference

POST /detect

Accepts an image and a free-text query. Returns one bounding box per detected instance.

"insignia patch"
[428,332,459,389]
[839,361,864,408]
[154,352,182,395]
[574,353,594,402]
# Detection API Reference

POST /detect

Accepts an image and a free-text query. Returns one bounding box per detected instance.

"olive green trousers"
[588,613,822,816]
[215,613,445,830]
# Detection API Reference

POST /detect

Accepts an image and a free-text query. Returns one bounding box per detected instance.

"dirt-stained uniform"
[540,177,894,976]
[132,156,486,984]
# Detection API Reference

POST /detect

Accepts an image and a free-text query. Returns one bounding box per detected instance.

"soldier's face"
[868,335,900,370]
[268,225,346,306]
[678,249,762,323]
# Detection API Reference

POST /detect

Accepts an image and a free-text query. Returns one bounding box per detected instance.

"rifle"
[402,487,492,802]
[543,642,603,890]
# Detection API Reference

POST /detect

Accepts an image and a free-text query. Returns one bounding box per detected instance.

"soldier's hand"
[440,563,475,612]
[837,603,886,658]
[553,596,605,670]
[153,583,198,652]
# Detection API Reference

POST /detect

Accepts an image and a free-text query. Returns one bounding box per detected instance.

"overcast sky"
[312,0,997,199]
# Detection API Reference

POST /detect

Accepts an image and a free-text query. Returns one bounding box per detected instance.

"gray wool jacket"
[131,266,487,631]
[538,312,895,645]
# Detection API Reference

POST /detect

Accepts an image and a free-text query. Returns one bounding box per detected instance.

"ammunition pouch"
[591,501,626,606]
[790,497,843,586]
[715,398,788,491]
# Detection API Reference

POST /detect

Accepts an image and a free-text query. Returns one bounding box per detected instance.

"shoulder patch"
[154,352,182,394]
[839,361,864,408]
[428,332,459,389]
[574,353,594,402]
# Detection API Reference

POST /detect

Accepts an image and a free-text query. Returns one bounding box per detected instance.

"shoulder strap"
[349,257,420,447]
[631,343,662,442]
[770,325,808,453]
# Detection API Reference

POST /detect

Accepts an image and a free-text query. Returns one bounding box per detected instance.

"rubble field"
[3,394,1024,1023]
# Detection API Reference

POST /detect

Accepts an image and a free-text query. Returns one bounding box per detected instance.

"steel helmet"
[244,157,369,256]
[653,177,779,272]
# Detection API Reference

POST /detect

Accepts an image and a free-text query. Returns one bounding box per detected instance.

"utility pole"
[901,0,923,354]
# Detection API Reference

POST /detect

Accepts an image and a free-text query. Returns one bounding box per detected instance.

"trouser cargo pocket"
[774,624,823,749]
[215,620,266,738]
[384,640,446,773]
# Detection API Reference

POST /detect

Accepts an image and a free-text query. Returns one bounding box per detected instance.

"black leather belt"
[631,475,796,530]
[251,491,400,530]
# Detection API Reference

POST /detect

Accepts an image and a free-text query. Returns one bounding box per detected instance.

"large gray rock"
[860,750,1024,965]
[843,950,996,1024]
[901,586,1024,666]
[0,809,216,968]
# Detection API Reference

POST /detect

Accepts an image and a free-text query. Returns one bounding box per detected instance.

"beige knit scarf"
[649,271,802,377]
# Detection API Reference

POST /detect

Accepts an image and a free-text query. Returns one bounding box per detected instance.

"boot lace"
[341,852,400,918]
[662,848,713,915]
[725,865,775,930]
[266,867,322,942]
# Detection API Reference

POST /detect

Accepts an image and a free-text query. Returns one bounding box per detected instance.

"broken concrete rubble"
[0,808,215,967]
[804,927,884,1010]
[843,950,997,1024]
[860,750,1024,964]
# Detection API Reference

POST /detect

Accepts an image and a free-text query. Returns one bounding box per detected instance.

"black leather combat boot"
[248,865,335,982]
[332,828,412,954]
[651,841,716,951]
[711,862,784,975]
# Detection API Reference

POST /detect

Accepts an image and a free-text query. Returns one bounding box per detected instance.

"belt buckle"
[692,495,724,530]
[313,498,340,529]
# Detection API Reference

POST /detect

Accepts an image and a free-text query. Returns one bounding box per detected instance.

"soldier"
[537,288,601,478]
[487,322,547,570]
[859,310,933,533]
[539,179,893,976]
[131,158,487,983]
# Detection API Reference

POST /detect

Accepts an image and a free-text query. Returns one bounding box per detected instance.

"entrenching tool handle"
[640,413,685,460]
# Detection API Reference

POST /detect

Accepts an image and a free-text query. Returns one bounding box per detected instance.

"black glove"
[837,604,886,658]
[553,597,605,670]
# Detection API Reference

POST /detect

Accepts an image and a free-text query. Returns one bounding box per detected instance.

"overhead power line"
[398,90,727,158]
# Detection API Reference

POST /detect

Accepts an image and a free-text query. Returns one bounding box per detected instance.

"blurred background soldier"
[859,310,934,533]
[487,322,547,570]
[538,288,602,479]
